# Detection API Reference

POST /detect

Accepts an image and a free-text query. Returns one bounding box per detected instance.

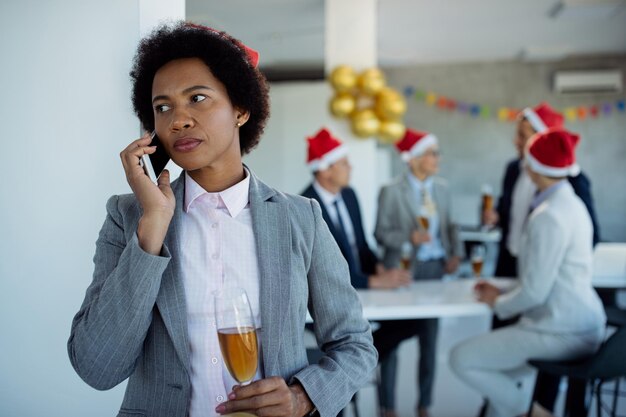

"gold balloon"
[375,90,407,120]
[358,68,386,96]
[329,92,356,118]
[378,120,406,144]
[351,109,380,138]
[329,65,357,92]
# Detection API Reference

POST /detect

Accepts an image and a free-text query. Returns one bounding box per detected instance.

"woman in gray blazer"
[450,128,605,417]
[68,22,376,417]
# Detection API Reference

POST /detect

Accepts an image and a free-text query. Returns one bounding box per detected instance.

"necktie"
[333,199,359,266]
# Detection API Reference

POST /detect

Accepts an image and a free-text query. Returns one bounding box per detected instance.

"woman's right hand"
[120,133,175,254]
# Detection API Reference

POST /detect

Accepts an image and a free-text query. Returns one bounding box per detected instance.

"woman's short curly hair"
[130,21,270,155]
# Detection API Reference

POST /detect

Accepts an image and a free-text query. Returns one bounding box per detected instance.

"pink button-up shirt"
[180,169,263,417]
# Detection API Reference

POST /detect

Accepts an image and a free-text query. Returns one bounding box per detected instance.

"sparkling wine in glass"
[417,215,430,230]
[214,287,259,385]
[471,245,486,278]
[400,241,412,271]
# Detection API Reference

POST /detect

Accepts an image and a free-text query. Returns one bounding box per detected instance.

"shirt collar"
[407,173,433,191]
[530,179,566,212]
[184,168,251,217]
[313,180,342,207]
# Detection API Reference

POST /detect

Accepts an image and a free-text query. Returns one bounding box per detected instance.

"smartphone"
[139,131,170,183]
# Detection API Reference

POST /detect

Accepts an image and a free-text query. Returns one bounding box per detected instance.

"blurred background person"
[301,128,411,290]
[450,128,606,417]
[484,102,600,280]
[301,127,419,417]
[375,129,463,417]
[482,102,602,414]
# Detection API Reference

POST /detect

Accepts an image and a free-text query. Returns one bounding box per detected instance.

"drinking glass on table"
[470,245,486,278]
[400,241,413,271]
[214,287,259,385]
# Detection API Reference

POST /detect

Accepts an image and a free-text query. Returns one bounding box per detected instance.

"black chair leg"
[477,400,488,417]
[612,378,619,417]
[566,377,590,417]
[596,380,603,417]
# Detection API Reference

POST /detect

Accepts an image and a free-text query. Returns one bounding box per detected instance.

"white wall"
[0,1,180,416]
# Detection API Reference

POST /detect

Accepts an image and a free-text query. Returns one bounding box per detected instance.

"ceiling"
[186,0,626,70]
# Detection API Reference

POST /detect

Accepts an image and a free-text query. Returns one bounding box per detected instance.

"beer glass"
[481,184,494,229]
[400,242,413,271]
[470,245,486,278]
[214,288,259,385]
[417,205,430,231]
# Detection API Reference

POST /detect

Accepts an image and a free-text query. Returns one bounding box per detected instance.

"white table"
[306,278,515,323]
[593,275,626,289]
[458,226,502,243]
[356,279,490,320]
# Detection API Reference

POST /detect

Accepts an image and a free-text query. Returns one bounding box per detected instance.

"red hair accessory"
[185,22,259,68]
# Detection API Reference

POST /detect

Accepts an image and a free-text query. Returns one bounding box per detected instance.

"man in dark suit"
[483,103,601,416]
[301,128,418,417]
[301,128,411,290]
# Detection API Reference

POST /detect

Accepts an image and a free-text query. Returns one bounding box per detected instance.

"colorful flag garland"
[403,86,626,122]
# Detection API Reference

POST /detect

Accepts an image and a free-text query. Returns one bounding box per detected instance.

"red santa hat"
[521,102,564,133]
[395,129,438,162]
[525,128,581,177]
[306,128,349,171]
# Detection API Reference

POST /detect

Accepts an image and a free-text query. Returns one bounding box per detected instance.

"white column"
[325,0,387,246]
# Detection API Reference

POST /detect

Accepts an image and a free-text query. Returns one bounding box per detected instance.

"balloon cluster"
[328,65,407,143]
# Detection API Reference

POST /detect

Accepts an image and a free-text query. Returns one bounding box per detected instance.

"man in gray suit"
[68,22,377,417]
[374,129,463,417]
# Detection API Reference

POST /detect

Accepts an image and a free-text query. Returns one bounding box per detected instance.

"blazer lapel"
[400,176,420,226]
[249,172,291,376]
[155,173,191,373]
[432,180,450,251]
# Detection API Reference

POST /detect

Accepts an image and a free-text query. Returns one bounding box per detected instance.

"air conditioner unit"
[553,70,623,95]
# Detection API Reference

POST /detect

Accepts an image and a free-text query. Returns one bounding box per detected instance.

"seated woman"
[449,127,606,417]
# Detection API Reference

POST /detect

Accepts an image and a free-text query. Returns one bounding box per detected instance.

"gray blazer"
[374,175,463,269]
[68,170,377,417]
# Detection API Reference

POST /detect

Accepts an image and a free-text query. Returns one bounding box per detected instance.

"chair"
[527,325,626,417]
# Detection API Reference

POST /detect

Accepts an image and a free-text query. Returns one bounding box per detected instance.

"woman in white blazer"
[450,128,605,417]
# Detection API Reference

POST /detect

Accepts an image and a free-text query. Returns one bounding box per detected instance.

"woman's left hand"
[216,377,313,417]
[474,280,500,307]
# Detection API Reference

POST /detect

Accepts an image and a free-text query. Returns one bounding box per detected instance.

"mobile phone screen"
[140,132,170,182]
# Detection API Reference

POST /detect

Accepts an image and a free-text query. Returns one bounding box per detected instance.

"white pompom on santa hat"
[395,129,438,162]
[525,127,581,177]
[306,128,348,171]
[521,102,565,133]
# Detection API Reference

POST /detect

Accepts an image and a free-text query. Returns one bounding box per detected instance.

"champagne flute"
[214,287,259,385]
[417,204,430,231]
[481,184,494,230]
[470,245,486,278]
[400,241,413,271]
